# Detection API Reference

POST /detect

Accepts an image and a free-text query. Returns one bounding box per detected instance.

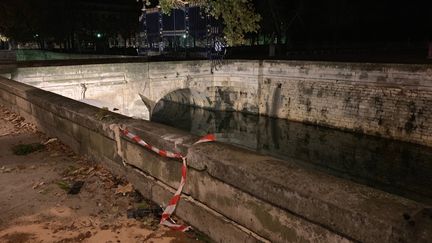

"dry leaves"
[115,183,134,196]
[32,181,45,189]
[0,106,37,135]
[0,166,13,173]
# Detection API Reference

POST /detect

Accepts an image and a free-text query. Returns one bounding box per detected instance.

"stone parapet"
[1,76,431,242]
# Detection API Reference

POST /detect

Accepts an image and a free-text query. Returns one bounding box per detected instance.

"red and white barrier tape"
[120,128,215,231]
[122,129,183,159]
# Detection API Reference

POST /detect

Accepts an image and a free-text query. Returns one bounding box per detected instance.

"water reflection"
[152,101,432,203]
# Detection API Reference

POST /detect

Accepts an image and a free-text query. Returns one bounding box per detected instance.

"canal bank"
[1,72,431,242]
[152,101,432,204]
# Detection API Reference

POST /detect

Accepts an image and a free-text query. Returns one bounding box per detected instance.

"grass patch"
[12,143,45,155]
[63,165,77,175]
[56,181,70,191]
[136,202,150,209]
[94,107,113,121]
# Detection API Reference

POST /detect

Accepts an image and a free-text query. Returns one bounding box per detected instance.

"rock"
[131,190,144,203]
[100,224,110,230]
[68,181,84,194]
[126,207,161,219]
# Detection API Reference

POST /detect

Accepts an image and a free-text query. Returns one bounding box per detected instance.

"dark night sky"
[2,0,431,44]
[255,0,432,42]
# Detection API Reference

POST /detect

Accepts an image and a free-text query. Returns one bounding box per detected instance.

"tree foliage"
[144,0,261,46]
[0,0,139,49]
[0,0,42,42]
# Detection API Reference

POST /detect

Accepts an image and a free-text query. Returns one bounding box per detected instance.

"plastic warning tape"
[121,128,215,231]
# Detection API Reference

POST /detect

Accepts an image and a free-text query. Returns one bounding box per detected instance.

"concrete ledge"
[1,76,431,242]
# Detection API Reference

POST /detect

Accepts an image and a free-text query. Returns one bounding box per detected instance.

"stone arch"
[139,88,212,118]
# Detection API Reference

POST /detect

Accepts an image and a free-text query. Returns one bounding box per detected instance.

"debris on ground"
[32,181,45,190]
[115,183,134,196]
[68,181,85,195]
[56,180,70,191]
[0,106,37,136]
[0,105,208,242]
[131,189,144,203]
[43,137,58,145]
[127,207,162,219]
[0,166,14,173]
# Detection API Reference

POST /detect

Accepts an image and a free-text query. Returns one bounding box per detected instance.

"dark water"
[152,101,432,204]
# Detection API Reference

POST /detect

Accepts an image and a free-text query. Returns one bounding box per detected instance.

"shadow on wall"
[150,88,212,117]
[146,86,259,119]
[152,101,432,204]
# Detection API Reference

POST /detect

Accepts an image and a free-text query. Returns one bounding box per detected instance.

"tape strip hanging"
[113,125,215,231]
[160,156,190,231]
[109,124,127,166]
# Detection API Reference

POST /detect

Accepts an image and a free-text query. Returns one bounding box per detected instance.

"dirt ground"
[0,106,208,243]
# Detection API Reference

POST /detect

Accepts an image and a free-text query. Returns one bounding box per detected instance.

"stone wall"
[2,76,431,242]
[256,61,432,148]
[156,60,432,147]
[9,60,432,147]
[152,101,432,202]
[9,63,149,119]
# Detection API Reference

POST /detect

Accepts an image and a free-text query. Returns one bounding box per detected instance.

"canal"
[152,100,432,204]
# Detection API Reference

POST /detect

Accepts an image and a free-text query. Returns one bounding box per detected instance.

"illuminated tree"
[143,0,261,46]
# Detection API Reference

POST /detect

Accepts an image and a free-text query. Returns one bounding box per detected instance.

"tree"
[0,0,42,47]
[0,0,73,49]
[143,0,261,46]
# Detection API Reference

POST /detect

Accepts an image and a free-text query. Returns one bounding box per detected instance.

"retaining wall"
[8,63,149,119]
[8,60,432,147]
[1,76,431,242]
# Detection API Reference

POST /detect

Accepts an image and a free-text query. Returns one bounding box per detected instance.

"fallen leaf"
[115,183,133,195]
[43,138,58,145]
[86,167,95,174]
[3,168,13,173]
[33,181,45,189]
